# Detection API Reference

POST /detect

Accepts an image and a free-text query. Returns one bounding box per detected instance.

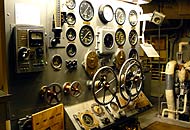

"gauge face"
[128,30,138,46]
[66,13,76,25]
[104,33,114,49]
[82,114,94,126]
[51,55,62,70]
[129,10,138,26]
[66,44,77,57]
[65,0,76,10]
[129,48,138,59]
[91,103,104,116]
[66,28,76,41]
[115,8,126,25]
[79,25,94,46]
[115,28,126,46]
[98,5,114,24]
[79,1,94,21]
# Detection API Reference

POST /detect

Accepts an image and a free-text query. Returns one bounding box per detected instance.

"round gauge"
[98,5,114,24]
[115,28,126,46]
[65,0,76,10]
[129,48,138,59]
[86,51,98,69]
[129,10,138,26]
[82,114,94,126]
[66,43,77,57]
[66,13,76,25]
[128,29,138,46]
[66,28,76,41]
[115,8,126,25]
[51,54,62,70]
[104,33,114,49]
[91,103,104,116]
[110,102,119,111]
[79,25,94,46]
[79,1,94,21]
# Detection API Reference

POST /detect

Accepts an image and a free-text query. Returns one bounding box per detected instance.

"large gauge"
[66,28,76,41]
[79,1,94,21]
[66,13,76,25]
[128,10,138,26]
[128,29,138,46]
[98,5,114,24]
[115,8,126,25]
[65,0,76,10]
[115,28,126,46]
[79,25,94,46]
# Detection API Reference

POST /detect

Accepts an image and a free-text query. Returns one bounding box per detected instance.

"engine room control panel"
[14,25,46,73]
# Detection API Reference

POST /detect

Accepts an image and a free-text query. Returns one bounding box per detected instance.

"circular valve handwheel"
[92,66,118,105]
[42,83,63,106]
[119,58,143,101]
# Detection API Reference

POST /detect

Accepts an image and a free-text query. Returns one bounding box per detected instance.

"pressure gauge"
[128,48,138,59]
[66,28,76,41]
[65,0,76,10]
[66,13,76,25]
[66,43,77,57]
[79,1,94,21]
[79,25,94,46]
[129,10,138,26]
[115,8,126,25]
[115,28,126,46]
[128,29,138,46]
[98,5,114,24]
[104,33,114,49]
[51,54,62,70]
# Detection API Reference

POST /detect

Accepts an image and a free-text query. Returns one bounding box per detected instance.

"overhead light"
[117,0,152,4]
[151,10,166,25]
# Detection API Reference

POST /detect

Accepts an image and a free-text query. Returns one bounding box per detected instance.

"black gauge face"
[115,28,126,46]
[82,114,94,126]
[128,30,138,46]
[115,8,126,25]
[79,1,94,21]
[66,13,76,25]
[129,10,138,26]
[66,0,76,10]
[129,48,138,59]
[51,55,62,70]
[104,33,114,49]
[66,28,76,41]
[79,25,94,46]
[66,44,77,57]
[98,5,114,24]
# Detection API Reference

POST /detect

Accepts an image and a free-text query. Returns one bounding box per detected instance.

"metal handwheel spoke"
[95,87,104,95]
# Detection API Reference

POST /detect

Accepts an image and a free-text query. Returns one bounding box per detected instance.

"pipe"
[163,60,177,119]
[179,42,189,53]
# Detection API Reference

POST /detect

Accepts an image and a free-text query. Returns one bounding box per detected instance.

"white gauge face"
[129,10,138,26]
[79,1,94,21]
[66,0,76,9]
[103,5,114,22]
[115,8,126,25]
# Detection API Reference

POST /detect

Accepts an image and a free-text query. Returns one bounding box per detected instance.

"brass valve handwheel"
[92,66,118,105]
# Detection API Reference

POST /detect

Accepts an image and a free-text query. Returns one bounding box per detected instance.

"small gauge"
[51,54,62,70]
[91,103,105,116]
[65,0,76,10]
[66,28,76,41]
[82,114,94,126]
[79,1,94,21]
[104,33,114,49]
[79,25,94,46]
[129,10,138,26]
[128,29,138,46]
[115,8,126,25]
[66,43,77,57]
[98,5,114,24]
[110,102,119,111]
[66,13,76,25]
[129,48,138,59]
[115,28,126,46]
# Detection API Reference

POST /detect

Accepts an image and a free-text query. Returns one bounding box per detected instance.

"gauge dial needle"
[82,31,90,41]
